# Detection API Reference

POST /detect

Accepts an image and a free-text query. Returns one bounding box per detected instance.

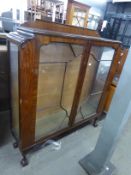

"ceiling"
[77,0,111,9]
[113,0,131,2]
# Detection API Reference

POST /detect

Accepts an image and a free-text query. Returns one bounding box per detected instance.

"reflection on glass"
[10,43,19,138]
[35,43,84,140]
[87,14,100,30]
[76,47,114,122]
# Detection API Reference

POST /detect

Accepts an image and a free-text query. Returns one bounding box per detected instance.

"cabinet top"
[17,25,121,44]
[7,20,121,49]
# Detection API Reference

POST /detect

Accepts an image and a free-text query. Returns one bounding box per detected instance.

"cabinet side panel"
[19,39,39,149]
[10,43,19,138]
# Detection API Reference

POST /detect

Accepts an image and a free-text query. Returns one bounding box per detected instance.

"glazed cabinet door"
[35,42,84,140]
[75,46,115,123]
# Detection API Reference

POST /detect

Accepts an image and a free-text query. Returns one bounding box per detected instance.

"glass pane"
[10,43,19,138]
[74,11,77,16]
[77,12,82,17]
[73,8,86,27]
[79,18,84,27]
[75,47,115,122]
[72,17,78,26]
[72,17,85,27]
[92,47,114,93]
[87,20,98,30]
[74,8,86,17]
[82,12,86,18]
[35,43,84,140]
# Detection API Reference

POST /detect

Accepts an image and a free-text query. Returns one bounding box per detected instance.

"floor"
[0,111,131,175]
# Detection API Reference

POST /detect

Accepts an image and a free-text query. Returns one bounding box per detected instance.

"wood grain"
[19,39,39,149]
[22,20,100,37]
[97,46,122,113]
[69,41,92,125]
[104,84,116,112]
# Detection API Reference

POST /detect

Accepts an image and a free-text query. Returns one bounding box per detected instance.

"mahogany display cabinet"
[7,20,122,166]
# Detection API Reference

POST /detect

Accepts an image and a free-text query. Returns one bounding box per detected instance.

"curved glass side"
[10,43,19,138]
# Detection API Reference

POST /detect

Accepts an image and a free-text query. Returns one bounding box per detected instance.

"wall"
[0,0,27,22]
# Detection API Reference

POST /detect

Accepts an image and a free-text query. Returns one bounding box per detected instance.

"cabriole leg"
[20,153,28,167]
[13,142,18,148]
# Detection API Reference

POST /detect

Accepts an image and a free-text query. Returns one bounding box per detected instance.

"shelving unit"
[30,0,65,23]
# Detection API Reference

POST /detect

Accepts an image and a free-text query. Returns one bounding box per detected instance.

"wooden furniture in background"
[27,0,64,23]
[22,19,100,37]
[7,20,121,166]
[66,0,90,27]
